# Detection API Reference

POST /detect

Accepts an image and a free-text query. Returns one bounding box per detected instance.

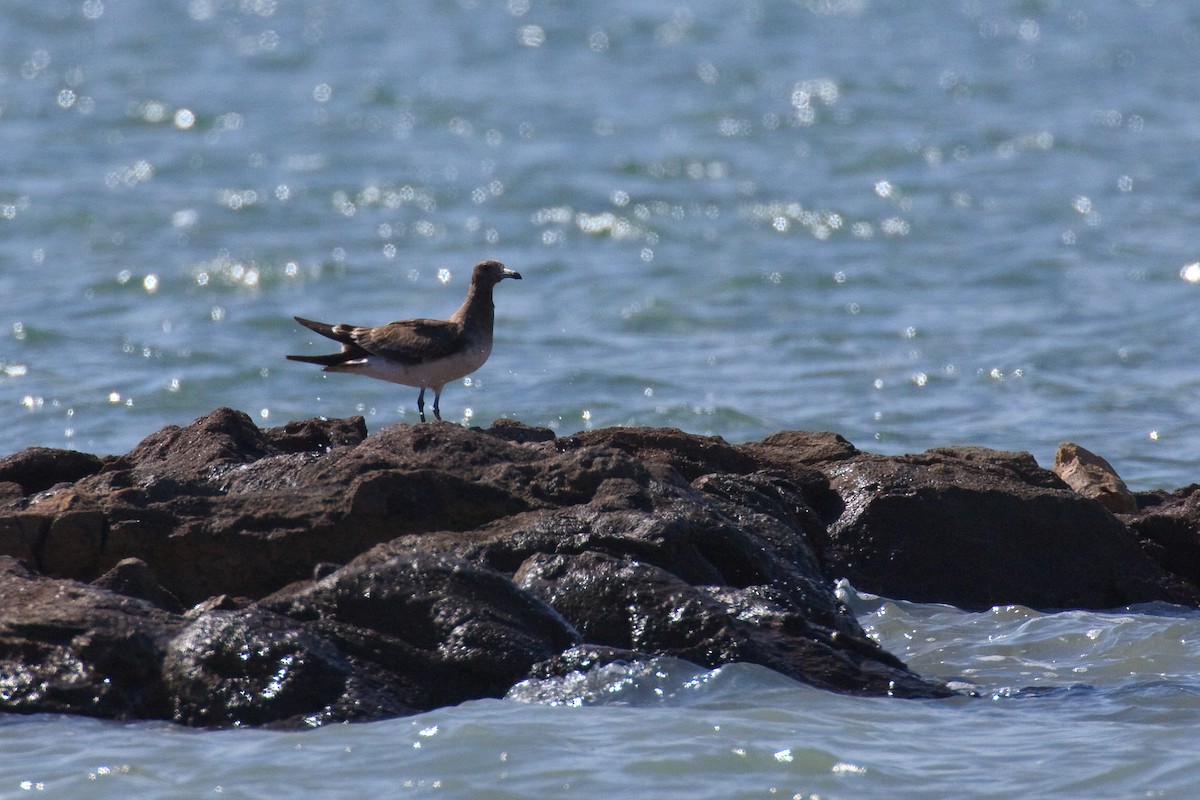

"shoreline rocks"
[1053,442,1138,515]
[0,409,1196,727]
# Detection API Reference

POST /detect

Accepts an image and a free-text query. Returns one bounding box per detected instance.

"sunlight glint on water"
[3,1,1200,797]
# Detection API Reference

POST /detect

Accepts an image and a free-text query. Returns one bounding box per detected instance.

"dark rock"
[33,490,106,578]
[92,557,184,614]
[1,411,1198,728]
[85,421,544,604]
[164,606,416,728]
[485,418,557,444]
[736,432,849,524]
[0,447,104,495]
[0,556,179,720]
[1125,485,1200,589]
[0,489,106,578]
[570,426,757,481]
[312,562,341,581]
[260,415,368,453]
[746,430,860,466]
[261,551,580,707]
[0,513,41,564]
[817,446,1182,610]
[185,594,254,618]
[0,553,568,728]
[513,550,943,697]
[119,407,275,481]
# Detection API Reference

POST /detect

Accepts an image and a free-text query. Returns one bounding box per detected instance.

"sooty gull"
[287,259,522,422]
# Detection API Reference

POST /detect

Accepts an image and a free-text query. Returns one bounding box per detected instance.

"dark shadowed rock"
[261,415,369,453]
[165,607,355,727]
[163,605,425,728]
[119,407,276,481]
[0,551,576,728]
[744,430,860,467]
[817,447,1183,610]
[0,556,179,720]
[261,551,581,707]
[346,453,944,699]
[79,417,541,604]
[0,447,104,495]
[529,644,644,678]
[0,487,106,577]
[1126,485,1200,589]
[735,432,851,524]
[570,426,757,481]
[92,557,184,614]
[513,550,944,697]
[484,418,557,444]
[1,411,1197,727]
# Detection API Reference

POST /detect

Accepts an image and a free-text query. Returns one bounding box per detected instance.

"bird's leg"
[417,387,427,423]
[432,389,442,421]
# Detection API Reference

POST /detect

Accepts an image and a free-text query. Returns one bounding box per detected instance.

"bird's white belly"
[339,344,492,389]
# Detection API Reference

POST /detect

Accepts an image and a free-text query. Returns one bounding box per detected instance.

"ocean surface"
[3,1,1200,796]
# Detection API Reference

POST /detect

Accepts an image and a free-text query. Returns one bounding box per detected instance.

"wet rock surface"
[816,447,1182,611]
[0,408,1194,727]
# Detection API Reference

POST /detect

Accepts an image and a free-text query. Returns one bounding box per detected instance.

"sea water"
[4,589,1200,799]
[2,1,1200,796]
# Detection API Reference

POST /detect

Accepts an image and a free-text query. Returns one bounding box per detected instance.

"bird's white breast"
[338,343,493,389]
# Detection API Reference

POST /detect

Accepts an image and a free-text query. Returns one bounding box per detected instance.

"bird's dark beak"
[503,268,522,280]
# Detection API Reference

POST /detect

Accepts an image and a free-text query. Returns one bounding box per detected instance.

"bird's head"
[473,259,522,285]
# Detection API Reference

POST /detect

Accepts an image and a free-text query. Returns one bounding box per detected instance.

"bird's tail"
[290,316,370,366]
[285,352,356,367]
[293,316,351,341]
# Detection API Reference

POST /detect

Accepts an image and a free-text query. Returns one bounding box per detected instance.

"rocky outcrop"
[0,557,178,719]
[813,447,1177,611]
[0,408,1194,727]
[1053,442,1138,514]
[1127,485,1200,590]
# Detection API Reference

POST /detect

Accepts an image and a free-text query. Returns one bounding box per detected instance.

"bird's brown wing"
[351,318,465,364]
[288,317,372,364]
[293,316,362,343]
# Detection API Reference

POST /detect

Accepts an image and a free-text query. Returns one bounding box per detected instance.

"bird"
[287,259,522,422]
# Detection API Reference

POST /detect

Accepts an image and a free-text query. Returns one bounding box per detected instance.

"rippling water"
[3,0,1199,487]
[3,1,1200,796]
[4,587,1200,799]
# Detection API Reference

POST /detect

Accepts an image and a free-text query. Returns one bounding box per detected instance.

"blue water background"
[2,1,1198,486]
[3,2,1200,797]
